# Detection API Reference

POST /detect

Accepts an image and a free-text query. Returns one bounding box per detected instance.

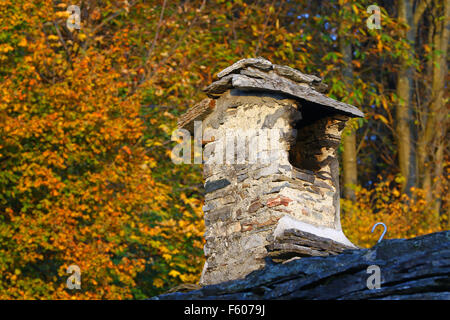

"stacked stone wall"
[200,90,347,285]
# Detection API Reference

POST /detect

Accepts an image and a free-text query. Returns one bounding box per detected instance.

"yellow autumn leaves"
[341,177,446,248]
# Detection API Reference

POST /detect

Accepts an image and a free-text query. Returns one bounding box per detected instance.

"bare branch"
[92,0,139,35]
[356,125,370,155]
[53,21,73,66]
[413,0,429,27]
[135,0,207,88]
[254,0,276,56]
[144,0,168,62]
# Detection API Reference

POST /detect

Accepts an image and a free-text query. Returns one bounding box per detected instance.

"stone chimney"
[178,58,364,286]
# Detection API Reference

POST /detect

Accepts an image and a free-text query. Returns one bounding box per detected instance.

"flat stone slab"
[273,64,321,84]
[178,98,216,133]
[216,57,273,78]
[230,74,364,117]
[266,228,356,262]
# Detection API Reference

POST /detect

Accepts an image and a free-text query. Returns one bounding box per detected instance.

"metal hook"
[371,222,387,243]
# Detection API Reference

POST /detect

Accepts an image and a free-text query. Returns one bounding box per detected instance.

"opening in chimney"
[288,102,339,173]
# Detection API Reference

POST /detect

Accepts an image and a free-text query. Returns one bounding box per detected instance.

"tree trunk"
[339,5,357,201]
[396,0,417,194]
[431,0,449,222]
[417,10,435,194]
[417,0,449,224]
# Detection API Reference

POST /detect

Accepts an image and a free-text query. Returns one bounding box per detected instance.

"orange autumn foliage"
[0,1,205,299]
[0,49,164,299]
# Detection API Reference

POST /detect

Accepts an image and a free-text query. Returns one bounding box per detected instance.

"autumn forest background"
[0,0,448,299]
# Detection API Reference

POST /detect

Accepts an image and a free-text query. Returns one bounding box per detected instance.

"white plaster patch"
[273,215,356,248]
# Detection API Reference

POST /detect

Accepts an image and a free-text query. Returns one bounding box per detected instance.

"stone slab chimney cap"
[178,58,364,132]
